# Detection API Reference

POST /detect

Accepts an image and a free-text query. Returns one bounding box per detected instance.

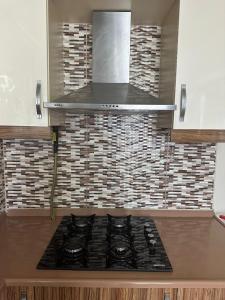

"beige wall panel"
[54,0,175,25]
[159,0,179,106]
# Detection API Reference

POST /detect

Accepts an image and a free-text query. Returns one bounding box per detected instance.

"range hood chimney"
[93,11,131,84]
[44,11,176,112]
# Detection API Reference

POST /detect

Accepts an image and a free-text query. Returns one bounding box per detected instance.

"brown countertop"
[0,209,225,289]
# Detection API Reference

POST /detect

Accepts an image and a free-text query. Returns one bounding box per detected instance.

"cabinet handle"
[36,80,42,119]
[179,84,187,122]
[20,291,27,300]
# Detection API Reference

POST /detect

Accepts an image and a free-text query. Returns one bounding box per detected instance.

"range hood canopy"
[44,11,176,112]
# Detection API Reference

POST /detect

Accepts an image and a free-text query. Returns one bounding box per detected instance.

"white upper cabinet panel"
[0,0,48,126]
[174,0,225,129]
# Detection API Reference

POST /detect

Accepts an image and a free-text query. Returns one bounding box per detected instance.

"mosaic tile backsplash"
[0,24,216,211]
[64,24,161,97]
[2,117,215,210]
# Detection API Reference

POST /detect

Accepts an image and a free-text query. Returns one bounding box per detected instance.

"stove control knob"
[144,227,153,234]
[147,233,155,239]
[149,239,157,247]
[144,222,151,228]
[149,239,157,254]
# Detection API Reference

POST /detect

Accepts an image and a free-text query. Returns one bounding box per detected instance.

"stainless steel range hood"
[44,11,176,112]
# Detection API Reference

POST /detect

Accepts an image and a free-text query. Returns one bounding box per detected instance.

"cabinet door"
[6,286,173,300]
[7,287,34,300]
[173,0,225,130]
[0,0,48,127]
[176,288,225,300]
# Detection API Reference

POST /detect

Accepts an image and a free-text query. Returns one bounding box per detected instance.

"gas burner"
[76,222,88,229]
[67,214,95,237]
[106,215,137,268]
[106,244,137,269]
[107,214,132,235]
[115,247,127,255]
[63,237,86,257]
[106,234,135,265]
[107,214,131,227]
[55,236,89,268]
[110,245,134,260]
[71,214,95,227]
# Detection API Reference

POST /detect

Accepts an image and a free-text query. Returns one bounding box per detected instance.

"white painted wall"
[213,144,225,213]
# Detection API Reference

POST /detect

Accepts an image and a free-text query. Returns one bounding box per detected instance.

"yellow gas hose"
[50,127,59,221]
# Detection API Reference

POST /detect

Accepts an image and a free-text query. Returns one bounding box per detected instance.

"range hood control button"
[101,104,119,108]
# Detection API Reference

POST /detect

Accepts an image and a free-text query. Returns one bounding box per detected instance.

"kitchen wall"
[0,24,216,211]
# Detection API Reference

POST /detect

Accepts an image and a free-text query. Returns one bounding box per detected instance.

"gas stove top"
[37,215,172,272]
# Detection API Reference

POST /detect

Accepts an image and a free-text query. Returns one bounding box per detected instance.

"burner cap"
[76,222,88,228]
[107,214,131,230]
[115,247,128,256]
[64,238,85,255]
[109,240,134,260]
[110,247,134,261]
[114,223,125,229]
[70,214,95,227]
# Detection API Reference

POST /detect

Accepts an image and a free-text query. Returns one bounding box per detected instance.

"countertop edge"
[5,208,214,218]
[3,278,225,289]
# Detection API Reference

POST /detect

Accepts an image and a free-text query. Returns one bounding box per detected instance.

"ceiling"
[54,0,176,25]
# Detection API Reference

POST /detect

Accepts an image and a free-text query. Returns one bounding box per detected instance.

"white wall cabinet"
[0,0,49,127]
[161,0,225,131]
[174,0,225,130]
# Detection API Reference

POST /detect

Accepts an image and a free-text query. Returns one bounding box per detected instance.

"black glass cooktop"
[37,215,172,272]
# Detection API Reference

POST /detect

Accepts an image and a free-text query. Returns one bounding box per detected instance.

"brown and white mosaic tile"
[2,116,215,210]
[3,140,53,209]
[0,23,216,211]
[56,114,169,209]
[63,24,161,97]
[130,25,161,97]
[64,24,92,94]
[165,143,216,209]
